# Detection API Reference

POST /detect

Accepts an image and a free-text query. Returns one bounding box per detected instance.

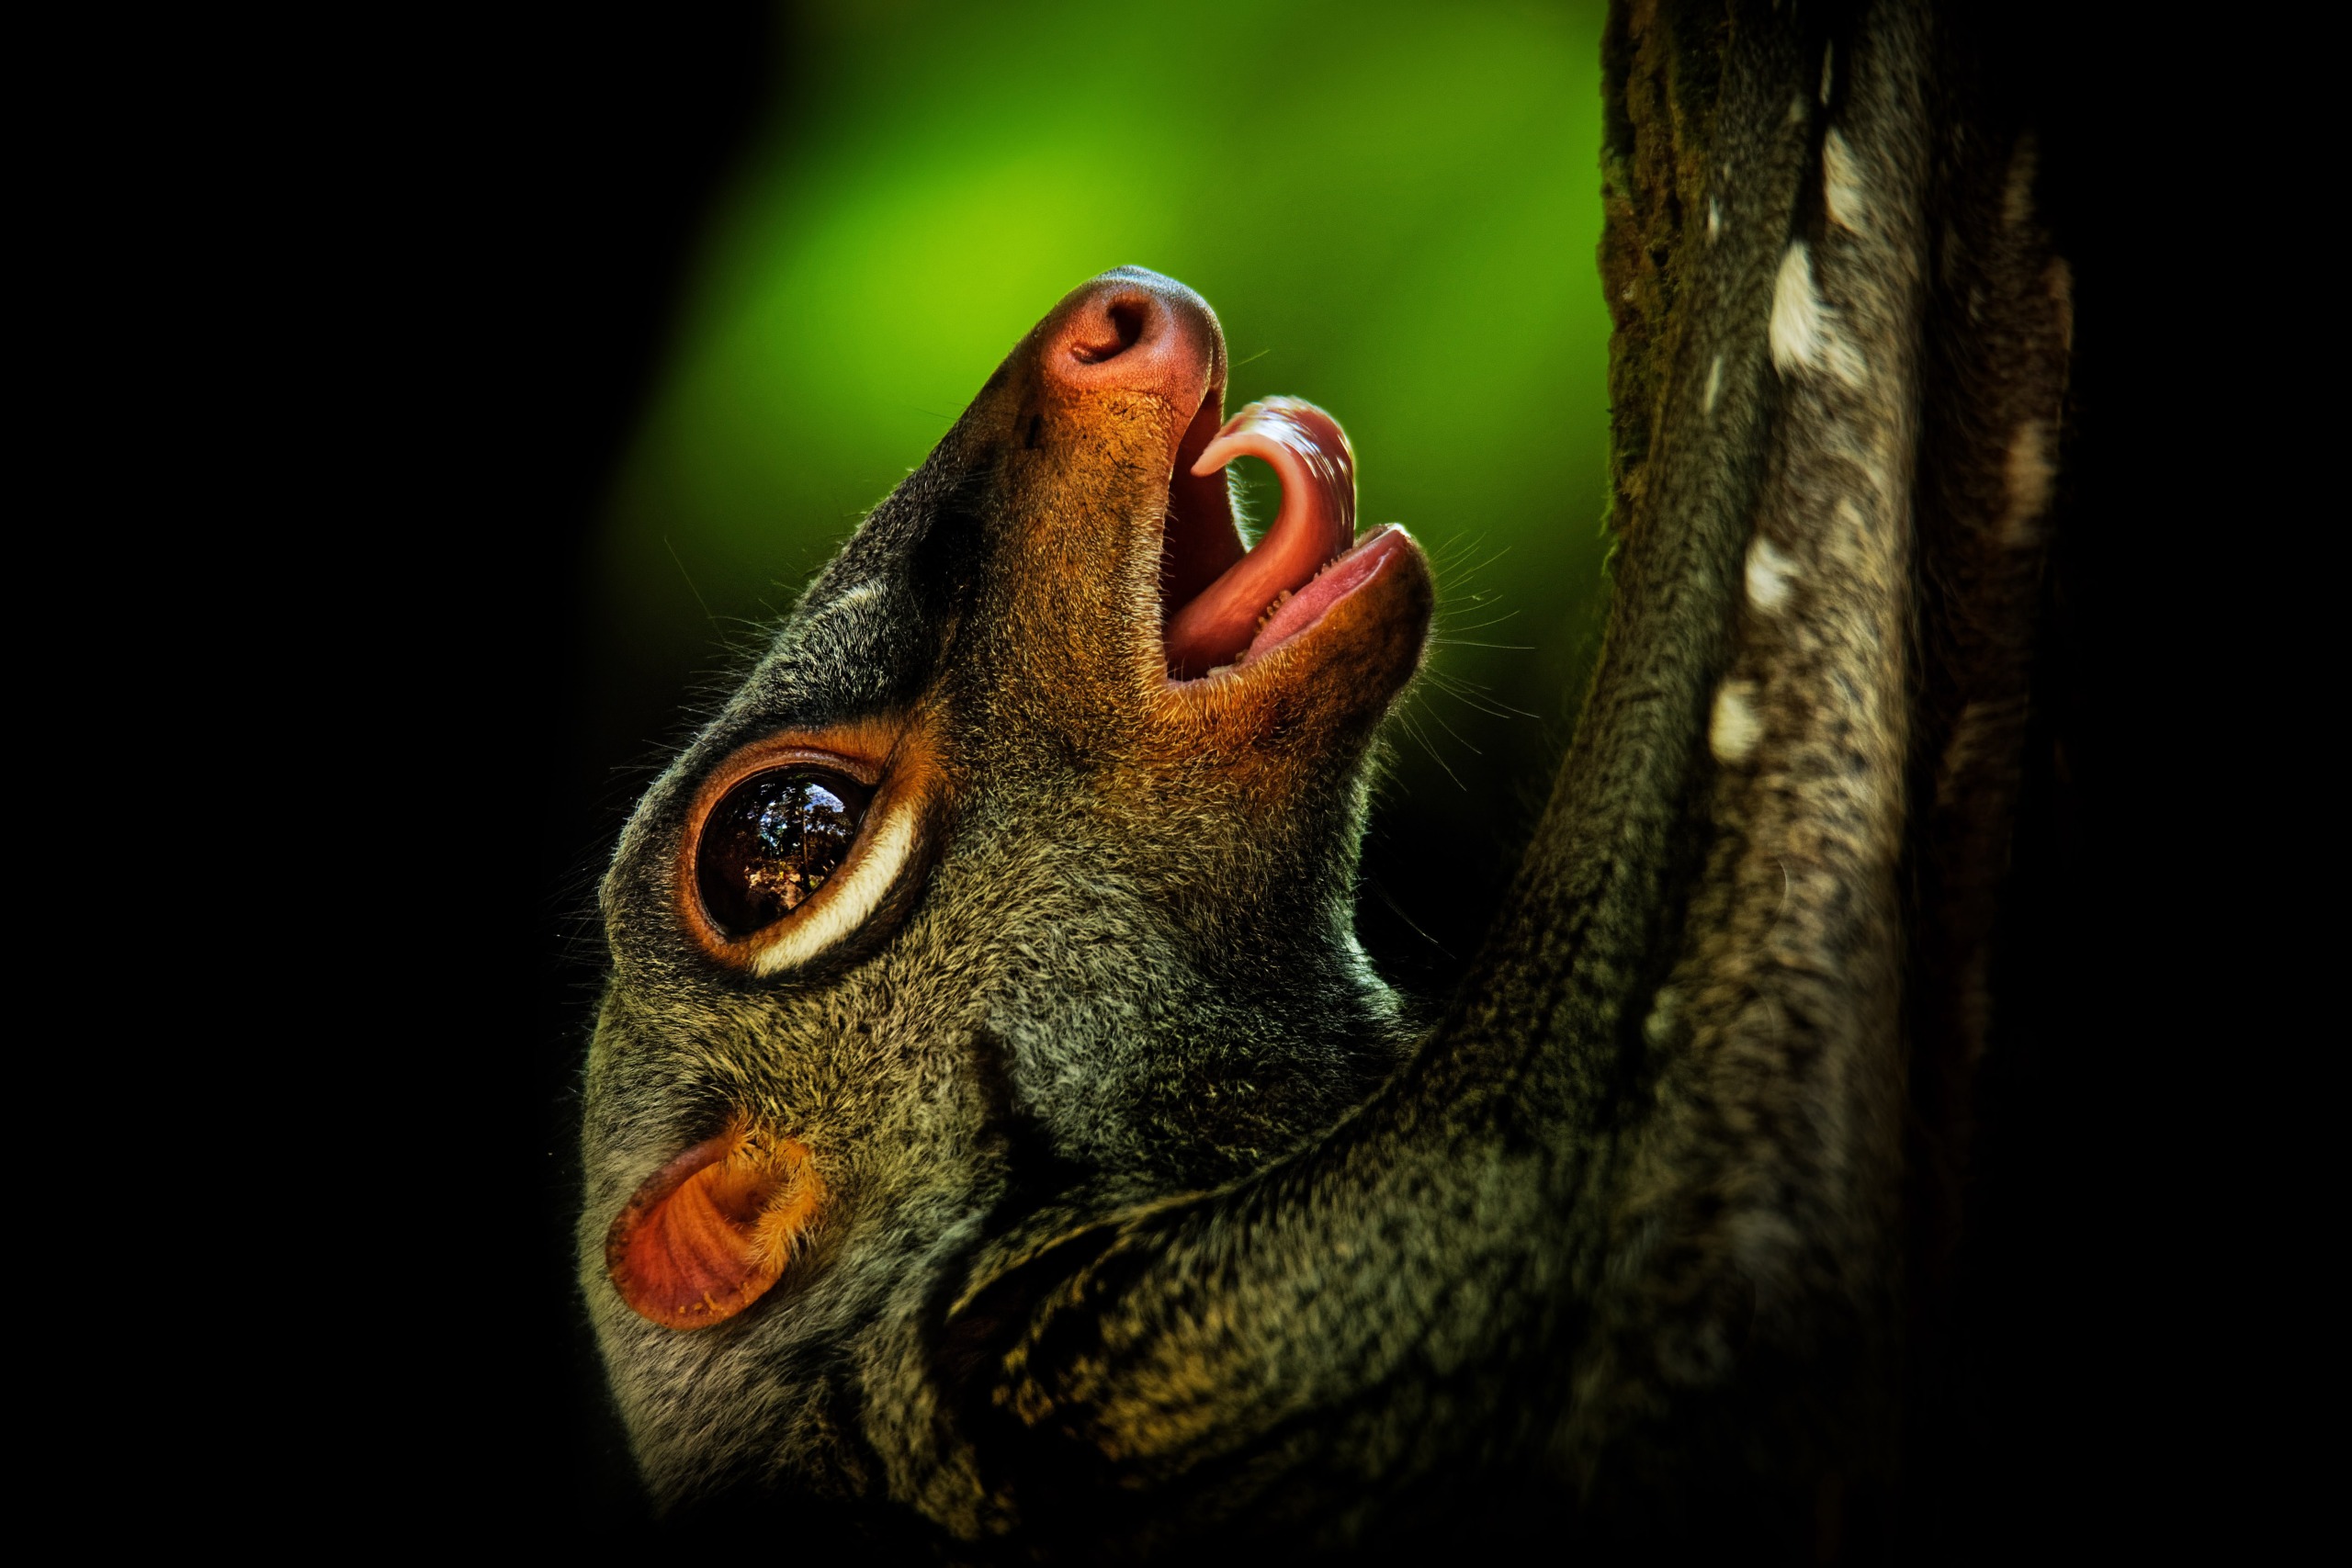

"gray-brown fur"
[582,274,1421,1512]
[581,0,2069,1553]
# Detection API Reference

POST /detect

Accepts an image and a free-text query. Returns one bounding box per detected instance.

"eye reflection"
[696,769,875,939]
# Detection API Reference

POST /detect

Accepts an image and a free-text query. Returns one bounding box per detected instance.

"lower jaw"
[1168,524,1416,682]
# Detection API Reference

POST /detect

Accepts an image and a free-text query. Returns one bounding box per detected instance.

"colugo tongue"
[1165,397,1356,678]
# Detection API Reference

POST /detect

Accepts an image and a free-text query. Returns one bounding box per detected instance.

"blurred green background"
[590,0,1615,991]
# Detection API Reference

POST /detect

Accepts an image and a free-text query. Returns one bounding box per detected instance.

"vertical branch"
[1569,0,1937,1540]
[936,4,2078,1553]
[1898,17,2075,1547]
[1905,100,2073,1301]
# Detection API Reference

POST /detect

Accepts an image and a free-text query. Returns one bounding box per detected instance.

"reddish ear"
[605,1122,824,1329]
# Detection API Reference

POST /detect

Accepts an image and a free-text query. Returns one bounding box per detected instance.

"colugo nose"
[1039,266,1227,410]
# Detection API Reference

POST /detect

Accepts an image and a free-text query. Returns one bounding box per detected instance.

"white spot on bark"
[1708,197,1722,242]
[1999,420,2054,547]
[1937,700,1996,807]
[1788,94,1808,127]
[1837,494,1871,546]
[1820,45,1835,105]
[1746,536,1796,612]
[1728,1209,1803,1290]
[1643,988,1680,1046]
[1703,354,1724,414]
[1710,681,1762,766]
[1770,244,1823,372]
[1823,130,1866,231]
[1770,243,1864,388]
[2004,138,2039,231]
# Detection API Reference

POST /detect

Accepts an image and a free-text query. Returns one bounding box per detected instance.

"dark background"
[228,0,2249,1545]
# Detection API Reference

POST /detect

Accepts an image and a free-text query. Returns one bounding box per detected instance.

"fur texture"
[580,1,2068,1554]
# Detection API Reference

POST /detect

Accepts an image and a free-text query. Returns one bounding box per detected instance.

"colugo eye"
[695,769,875,938]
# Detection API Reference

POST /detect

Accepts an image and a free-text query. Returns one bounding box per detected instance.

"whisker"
[664,535,719,631]
[1430,611,1525,633]
[1396,710,1466,791]
[1428,710,1484,757]
[1361,875,1454,961]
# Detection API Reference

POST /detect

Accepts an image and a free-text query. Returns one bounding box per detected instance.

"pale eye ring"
[694,768,876,939]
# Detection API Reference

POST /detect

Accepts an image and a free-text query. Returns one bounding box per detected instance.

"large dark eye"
[695,769,876,939]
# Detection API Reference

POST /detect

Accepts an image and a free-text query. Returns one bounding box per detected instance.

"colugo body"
[581,0,2071,1553]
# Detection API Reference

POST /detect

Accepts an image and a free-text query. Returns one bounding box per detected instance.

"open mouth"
[1158,392,1414,682]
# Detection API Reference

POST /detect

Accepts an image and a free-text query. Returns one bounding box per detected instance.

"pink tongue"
[1164,398,1356,678]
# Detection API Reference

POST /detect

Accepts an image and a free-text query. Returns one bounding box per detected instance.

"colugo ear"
[605,1120,825,1329]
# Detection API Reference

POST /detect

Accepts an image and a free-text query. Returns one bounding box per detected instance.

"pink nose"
[1038,266,1226,410]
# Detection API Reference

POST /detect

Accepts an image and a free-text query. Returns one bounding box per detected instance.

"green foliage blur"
[595,0,1615,988]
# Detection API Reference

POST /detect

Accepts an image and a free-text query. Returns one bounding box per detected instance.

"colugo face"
[582,268,1433,1495]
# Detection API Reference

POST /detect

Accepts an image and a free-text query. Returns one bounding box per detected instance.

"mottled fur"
[582,0,2066,1555]
[583,278,1422,1513]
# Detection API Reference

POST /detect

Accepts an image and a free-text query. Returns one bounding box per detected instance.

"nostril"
[1039,269,1217,405]
[1105,299,1146,351]
[1069,296,1150,365]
